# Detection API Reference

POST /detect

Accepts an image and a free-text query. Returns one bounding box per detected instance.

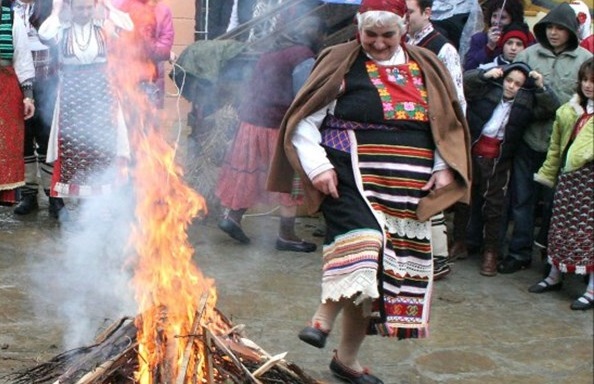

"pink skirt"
[215,121,302,210]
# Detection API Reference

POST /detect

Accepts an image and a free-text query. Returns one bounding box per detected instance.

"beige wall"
[161,0,195,126]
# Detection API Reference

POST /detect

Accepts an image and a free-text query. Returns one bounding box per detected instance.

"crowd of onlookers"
[1,0,592,313]
[212,0,594,312]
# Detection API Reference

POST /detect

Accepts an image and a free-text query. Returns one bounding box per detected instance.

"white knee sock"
[578,273,594,303]
[336,300,369,372]
[544,265,561,285]
[311,298,344,332]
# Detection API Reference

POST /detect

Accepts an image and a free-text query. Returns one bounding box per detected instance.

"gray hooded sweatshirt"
[514,2,591,153]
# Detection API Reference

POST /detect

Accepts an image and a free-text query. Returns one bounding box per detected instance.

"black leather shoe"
[298,326,328,348]
[13,194,39,215]
[275,238,317,253]
[570,295,594,310]
[218,218,250,244]
[48,197,65,220]
[528,280,563,293]
[497,256,531,274]
[312,226,326,237]
[329,353,384,384]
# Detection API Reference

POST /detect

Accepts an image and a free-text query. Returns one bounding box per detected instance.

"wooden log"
[252,352,287,378]
[176,293,210,384]
[205,328,263,384]
[74,360,115,384]
[56,319,137,384]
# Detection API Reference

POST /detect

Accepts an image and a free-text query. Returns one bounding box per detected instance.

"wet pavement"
[0,199,593,384]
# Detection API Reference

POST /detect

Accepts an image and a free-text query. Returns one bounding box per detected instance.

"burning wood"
[3,305,320,384]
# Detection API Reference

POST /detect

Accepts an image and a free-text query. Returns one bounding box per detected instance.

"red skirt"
[215,121,302,210]
[0,67,25,204]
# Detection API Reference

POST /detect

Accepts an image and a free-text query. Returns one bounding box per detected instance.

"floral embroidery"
[390,68,407,85]
[366,60,429,122]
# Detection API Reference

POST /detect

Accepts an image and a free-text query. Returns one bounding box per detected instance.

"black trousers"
[21,75,58,196]
[456,155,513,253]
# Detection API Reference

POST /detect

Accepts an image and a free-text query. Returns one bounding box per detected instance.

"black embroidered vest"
[416,29,450,56]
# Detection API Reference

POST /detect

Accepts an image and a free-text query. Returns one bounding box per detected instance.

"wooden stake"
[205,327,263,384]
[252,352,287,378]
[176,293,210,384]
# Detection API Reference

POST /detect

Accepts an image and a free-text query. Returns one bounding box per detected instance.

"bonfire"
[2,6,319,383]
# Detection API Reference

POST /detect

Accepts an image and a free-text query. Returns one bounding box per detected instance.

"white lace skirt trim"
[321,269,380,304]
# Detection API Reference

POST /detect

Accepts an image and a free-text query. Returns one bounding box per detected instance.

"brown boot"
[449,241,468,260]
[480,250,498,276]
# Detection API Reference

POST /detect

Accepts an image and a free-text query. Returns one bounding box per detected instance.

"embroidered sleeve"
[438,43,466,115]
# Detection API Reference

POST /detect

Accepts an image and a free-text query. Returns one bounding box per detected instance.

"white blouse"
[38,8,132,64]
[12,14,35,84]
[292,48,447,181]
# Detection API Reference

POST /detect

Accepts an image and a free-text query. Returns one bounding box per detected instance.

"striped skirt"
[320,122,434,339]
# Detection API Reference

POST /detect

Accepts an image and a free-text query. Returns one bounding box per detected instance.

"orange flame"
[130,127,216,383]
[107,3,225,382]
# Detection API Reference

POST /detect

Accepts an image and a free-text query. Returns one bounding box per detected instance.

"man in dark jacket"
[454,62,559,276]
[405,0,467,280]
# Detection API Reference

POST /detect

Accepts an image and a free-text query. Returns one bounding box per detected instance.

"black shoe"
[329,352,383,384]
[218,218,250,244]
[497,256,531,274]
[298,326,329,348]
[48,197,65,220]
[433,255,451,281]
[13,194,39,215]
[570,295,594,311]
[275,238,317,253]
[312,226,326,237]
[528,280,563,293]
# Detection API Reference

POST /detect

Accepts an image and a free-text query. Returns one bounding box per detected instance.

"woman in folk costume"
[267,0,471,382]
[215,12,325,252]
[38,0,132,199]
[529,58,594,311]
[0,0,35,204]
[11,0,66,218]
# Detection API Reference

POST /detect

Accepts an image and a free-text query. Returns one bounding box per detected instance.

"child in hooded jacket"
[453,62,559,276]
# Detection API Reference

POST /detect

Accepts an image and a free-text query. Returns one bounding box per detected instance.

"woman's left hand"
[23,98,35,120]
[421,168,455,191]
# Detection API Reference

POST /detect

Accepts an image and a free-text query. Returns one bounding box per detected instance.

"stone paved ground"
[0,203,592,384]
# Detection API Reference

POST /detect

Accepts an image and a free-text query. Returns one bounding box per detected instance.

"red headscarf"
[359,0,406,17]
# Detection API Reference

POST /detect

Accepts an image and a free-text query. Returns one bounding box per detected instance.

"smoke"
[30,170,138,350]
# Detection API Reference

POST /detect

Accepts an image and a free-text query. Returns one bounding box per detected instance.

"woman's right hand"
[312,169,339,199]
[486,26,501,50]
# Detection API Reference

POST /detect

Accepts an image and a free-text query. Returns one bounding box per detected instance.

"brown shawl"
[267,40,471,222]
